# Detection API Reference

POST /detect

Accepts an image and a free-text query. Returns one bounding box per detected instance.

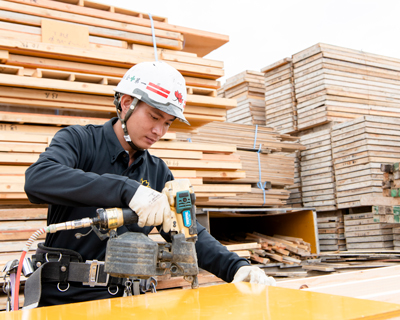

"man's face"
[124,100,175,150]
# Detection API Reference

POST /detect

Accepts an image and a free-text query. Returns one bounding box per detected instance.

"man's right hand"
[128,185,172,232]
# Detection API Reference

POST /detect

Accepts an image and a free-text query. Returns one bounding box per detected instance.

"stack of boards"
[249,43,400,213]
[176,121,305,207]
[293,115,396,211]
[345,207,395,251]
[219,70,266,125]
[0,0,247,209]
[285,151,302,208]
[261,58,297,134]
[299,129,336,211]
[316,210,346,252]
[0,0,236,130]
[331,115,396,209]
[292,43,400,131]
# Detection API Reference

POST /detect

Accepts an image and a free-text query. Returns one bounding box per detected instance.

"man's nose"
[152,123,164,136]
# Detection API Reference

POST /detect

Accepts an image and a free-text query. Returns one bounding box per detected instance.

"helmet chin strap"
[114,94,144,152]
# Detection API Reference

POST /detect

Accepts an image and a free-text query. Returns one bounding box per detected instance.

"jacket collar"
[104,117,146,164]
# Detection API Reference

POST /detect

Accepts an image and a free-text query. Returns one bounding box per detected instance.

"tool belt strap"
[23,260,128,309]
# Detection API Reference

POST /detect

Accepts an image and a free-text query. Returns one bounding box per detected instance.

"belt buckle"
[83,260,109,287]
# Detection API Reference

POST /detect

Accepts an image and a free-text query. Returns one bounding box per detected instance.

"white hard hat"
[115,61,189,125]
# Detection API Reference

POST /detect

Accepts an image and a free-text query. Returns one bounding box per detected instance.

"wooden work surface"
[2,283,400,319]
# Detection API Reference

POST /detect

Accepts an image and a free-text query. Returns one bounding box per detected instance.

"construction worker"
[24,61,275,307]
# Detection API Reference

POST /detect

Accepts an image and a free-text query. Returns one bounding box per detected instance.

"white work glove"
[232,266,276,286]
[128,185,172,233]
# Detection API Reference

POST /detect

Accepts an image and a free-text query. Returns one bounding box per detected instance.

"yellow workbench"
[1,283,400,319]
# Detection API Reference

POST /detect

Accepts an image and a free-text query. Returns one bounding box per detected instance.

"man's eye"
[151,114,158,120]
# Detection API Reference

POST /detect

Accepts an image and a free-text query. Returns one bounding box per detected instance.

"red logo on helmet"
[174,91,183,104]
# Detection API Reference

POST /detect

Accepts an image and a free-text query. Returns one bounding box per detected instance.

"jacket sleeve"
[24,127,139,208]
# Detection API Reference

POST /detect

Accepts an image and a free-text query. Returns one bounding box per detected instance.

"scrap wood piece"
[232,250,251,258]
[252,232,300,254]
[262,252,283,262]
[272,246,290,256]
[222,242,261,251]
[245,232,276,245]
[265,271,308,277]
[281,256,302,265]
[302,265,336,272]
[250,254,270,264]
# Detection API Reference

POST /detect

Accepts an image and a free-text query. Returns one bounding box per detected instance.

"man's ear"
[119,95,134,116]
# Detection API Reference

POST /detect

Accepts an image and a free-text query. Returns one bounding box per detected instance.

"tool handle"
[121,208,139,225]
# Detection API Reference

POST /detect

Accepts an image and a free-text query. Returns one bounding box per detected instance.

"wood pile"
[299,128,336,211]
[0,0,244,207]
[225,96,266,125]
[218,70,266,125]
[330,116,395,208]
[285,151,302,208]
[393,227,400,250]
[221,232,311,266]
[261,58,297,134]
[292,43,400,132]
[317,210,346,252]
[175,121,306,206]
[0,0,235,130]
[297,252,400,274]
[344,207,395,251]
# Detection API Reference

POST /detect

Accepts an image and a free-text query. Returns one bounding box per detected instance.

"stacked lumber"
[0,123,255,204]
[0,3,243,206]
[218,70,266,125]
[219,241,266,262]
[225,96,266,125]
[330,116,395,208]
[292,43,400,131]
[299,128,337,211]
[176,121,306,207]
[219,70,265,100]
[219,232,311,267]
[0,207,46,310]
[0,0,236,130]
[261,58,297,134]
[175,121,304,153]
[381,162,400,198]
[344,208,395,251]
[244,232,311,265]
[0,208,46,272]
[393,227,400,250]
[317,210,346,252]
[285,151,302,208]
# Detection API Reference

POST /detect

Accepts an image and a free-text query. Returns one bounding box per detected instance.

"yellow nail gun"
[93,179,199,288]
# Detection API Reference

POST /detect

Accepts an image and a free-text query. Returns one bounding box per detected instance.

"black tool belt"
[32,243,125,287]
[23,243,157,309]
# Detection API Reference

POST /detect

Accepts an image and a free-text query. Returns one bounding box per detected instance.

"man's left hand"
[232,266,276,286]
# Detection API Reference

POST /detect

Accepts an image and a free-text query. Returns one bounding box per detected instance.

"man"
[24,61,275,307]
